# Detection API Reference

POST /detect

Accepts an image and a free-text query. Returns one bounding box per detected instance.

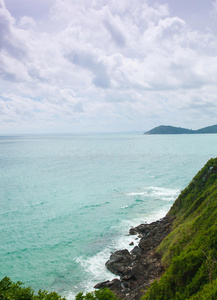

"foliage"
[0,277,118,300]
[0,277,66,300]
[142,158,217,300]
[75,288,119,300]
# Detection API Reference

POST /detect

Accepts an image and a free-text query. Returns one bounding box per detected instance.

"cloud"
[103,19,126,48]
[1,0,217,133]
[212,0,217,13]
[65,50,111,88]
[19,16,36,29]
[4,0,53,20]
[0,0,14,47]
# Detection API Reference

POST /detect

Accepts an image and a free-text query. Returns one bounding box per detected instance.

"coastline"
[94,214,173,300]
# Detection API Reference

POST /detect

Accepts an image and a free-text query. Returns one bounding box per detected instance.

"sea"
[1,133,217,299]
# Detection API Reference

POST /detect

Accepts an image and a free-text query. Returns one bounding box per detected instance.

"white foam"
[67,249,116,299]
[125,192,147,196]
[121,205,129,209]
[76,251,116,283]
[64,291,77,300]
[145,186,180,196]
[73,232,141,288]
[126,186,180,201]
[120,207,170,231]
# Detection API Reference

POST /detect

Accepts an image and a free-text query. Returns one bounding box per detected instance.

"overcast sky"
[1,0,217,134]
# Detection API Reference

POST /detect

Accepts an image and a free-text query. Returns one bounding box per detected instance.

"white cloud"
[1,0,217,133]
[19,16,36,29]
[212,0,217,13]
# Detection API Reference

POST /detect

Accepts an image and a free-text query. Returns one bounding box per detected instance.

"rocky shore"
[94,216,173,300]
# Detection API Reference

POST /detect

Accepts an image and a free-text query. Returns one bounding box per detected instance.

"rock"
[94,280,111,289]
[139,235,155,250]
[129,242,134,246]
[139,218,173,251]
[129,228,138,235]
[94,279,121,289]
[105,249,133,276]
[130,246,142,257]
[96,216,173,300]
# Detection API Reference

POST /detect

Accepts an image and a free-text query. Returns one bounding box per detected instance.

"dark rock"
[94,279,121,289]
[96,216,173,300]
[94,280,111,289]
[130,246,143,257]
[105,249,133,276]
[129,228,138,235]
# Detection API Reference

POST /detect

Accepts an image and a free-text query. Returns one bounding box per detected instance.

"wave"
[126,192,147,196]
[125,186,180,201]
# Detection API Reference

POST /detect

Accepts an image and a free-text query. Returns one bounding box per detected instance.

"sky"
[1,0,217,134]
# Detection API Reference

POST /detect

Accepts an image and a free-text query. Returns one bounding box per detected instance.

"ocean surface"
[1,133,217,298]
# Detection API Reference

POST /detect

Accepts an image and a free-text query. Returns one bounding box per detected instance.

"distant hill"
[144,125,217,134]
[196,124,217,134]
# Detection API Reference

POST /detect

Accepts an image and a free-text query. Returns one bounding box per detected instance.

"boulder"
[130,246,143,257]
[94,279,121,289]
[105,249,133,276]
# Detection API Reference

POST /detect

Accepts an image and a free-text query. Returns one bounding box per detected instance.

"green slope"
[142,158,217,300]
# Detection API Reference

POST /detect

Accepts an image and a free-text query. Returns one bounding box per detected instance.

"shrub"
[0,277,66,300]
[75,288,119,300]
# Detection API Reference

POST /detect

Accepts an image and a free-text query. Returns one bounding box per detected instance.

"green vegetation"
[142,157,217,300]
[75,288,119,299]
[144,124,217,134]
[0,276,66,300]
[0,277,118,300]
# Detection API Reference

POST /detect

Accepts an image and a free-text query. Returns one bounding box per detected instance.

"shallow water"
[0,133,217,298]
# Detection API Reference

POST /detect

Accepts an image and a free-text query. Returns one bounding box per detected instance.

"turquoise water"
[1,133,217,298]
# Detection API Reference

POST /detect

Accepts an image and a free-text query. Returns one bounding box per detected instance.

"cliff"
[144,157,217,299]
[144,125,217,134]
[95,158,217,299]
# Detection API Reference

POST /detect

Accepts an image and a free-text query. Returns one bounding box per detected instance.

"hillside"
[143,157,217,299]
[145,125,217,134]
[196,124,217,134]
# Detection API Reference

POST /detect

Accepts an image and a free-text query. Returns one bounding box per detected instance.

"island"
[144,124,217,134]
